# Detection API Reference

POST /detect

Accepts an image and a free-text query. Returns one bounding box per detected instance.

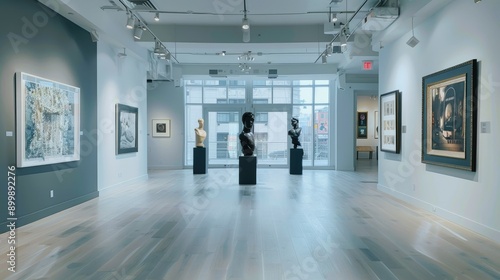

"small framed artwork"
[357,111,368,139]
[380,90,401,153]
[152,119,171,137]
[422,59,477,171]
[374,111,379,139]
[116,104,138,154]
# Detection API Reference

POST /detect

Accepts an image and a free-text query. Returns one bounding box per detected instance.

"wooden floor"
[2,160,500,280]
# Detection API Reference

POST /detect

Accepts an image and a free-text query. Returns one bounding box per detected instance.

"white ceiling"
[40,0,453,74]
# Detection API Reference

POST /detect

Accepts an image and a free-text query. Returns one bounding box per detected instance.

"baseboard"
[99,174,149,191]
[377,183,500,244]
[0,191,99,233]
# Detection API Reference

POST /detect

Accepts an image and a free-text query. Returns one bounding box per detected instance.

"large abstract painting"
[422,59,477,171]
[16,72,80,168]
[116,104,138,154]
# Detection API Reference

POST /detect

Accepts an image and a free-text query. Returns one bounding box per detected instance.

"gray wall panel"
[1,0,98,232]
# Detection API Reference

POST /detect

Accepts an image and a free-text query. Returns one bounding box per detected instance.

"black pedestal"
[290,149,303,175]
[239,156,257,184]
[193,147,207,174]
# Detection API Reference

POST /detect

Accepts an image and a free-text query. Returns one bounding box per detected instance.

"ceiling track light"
[154,12,160,21]
[322,54,327,64]
[133,25,144,40]
[474,0,481,3]
[326,43,333,56]
[126,13,135,29]
[242,0,250,42]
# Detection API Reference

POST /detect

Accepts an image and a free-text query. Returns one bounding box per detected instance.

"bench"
[357,146,374,159]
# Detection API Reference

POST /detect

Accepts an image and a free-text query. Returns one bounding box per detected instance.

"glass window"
[186,80,202,85]
[184,79,331,168]
[315,86,329,104]
[204,87,226,103]
[293,87,313,104]
[253,88,272,104]
[293,80,313,86]
[186,86,202,103]
[315,106,329,166]
[255,112,268,123]
[228,88,245,104]
[315,80,329,85]
[273,87,292,104]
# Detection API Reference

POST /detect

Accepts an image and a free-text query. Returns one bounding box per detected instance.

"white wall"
[97,40,148,190]
[356,95,379,150]
[147,81,185,169]
[378,0,500,243]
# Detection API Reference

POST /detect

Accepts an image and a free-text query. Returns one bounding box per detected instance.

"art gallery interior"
[1,0,499,279]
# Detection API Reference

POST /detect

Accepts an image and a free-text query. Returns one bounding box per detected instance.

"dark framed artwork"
[16,72,80,167]
[374,111,379,139]
[152,119,171,137]
[116,104,138,154]
[380,90,401,153]
[357,111,368,139]
[422,59,477,171]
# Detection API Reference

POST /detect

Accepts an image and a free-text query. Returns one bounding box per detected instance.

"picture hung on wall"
[116,103,138,154]
[422,59,477,171]
[374,111,379,139]
[152,119,171,137]
[16,72,80,168]
[380,90,401,153]
[357,111,368,139]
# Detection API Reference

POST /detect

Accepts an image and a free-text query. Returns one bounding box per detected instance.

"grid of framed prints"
[357,111,368,139]
[380,90,401,153]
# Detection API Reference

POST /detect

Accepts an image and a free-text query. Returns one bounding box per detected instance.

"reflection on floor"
[1,164,499,279]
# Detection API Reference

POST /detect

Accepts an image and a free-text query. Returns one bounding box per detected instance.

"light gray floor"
[1,160,499,279]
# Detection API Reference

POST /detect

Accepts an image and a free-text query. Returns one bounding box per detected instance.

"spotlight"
[126,14,135,29]
[331,13,338,22]
[242,28,250,43]
[474,0,481,3]
[322,54,327,64]
[154,12,160,21]
[133,25,143,40]
[242,17,250,30]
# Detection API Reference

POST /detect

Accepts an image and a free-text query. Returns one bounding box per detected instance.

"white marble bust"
[194,118,206,147]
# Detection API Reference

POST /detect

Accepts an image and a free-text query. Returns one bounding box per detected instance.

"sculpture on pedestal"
[194,118,206,147]
[239,112,255,156]
[288,117,302,149]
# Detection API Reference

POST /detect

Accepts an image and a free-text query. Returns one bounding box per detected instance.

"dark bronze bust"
[239,112,255,156]
[288,117,302,149]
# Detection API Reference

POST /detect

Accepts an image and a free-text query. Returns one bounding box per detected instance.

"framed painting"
[374,111,379,139]
[152,119,171,137]
[357,111,368,139]
[16,72,80,167]
[380,90,401,153]
[422,59,477,171]
[116,104,138,154]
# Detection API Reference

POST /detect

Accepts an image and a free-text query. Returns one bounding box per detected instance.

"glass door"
[203,106,244,167]
[253,105,291,167]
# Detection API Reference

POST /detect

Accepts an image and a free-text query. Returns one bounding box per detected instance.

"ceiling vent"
[268,69,278,79]
[123,0,158,11]
[209,69,228,78]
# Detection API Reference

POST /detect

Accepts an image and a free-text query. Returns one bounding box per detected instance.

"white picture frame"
[152,119,171,138]
[16,72,80,167]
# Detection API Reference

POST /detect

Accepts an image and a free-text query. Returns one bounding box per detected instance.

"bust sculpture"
[239,112,255,156]
[194,118,206,147]
[288,117,302,149]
